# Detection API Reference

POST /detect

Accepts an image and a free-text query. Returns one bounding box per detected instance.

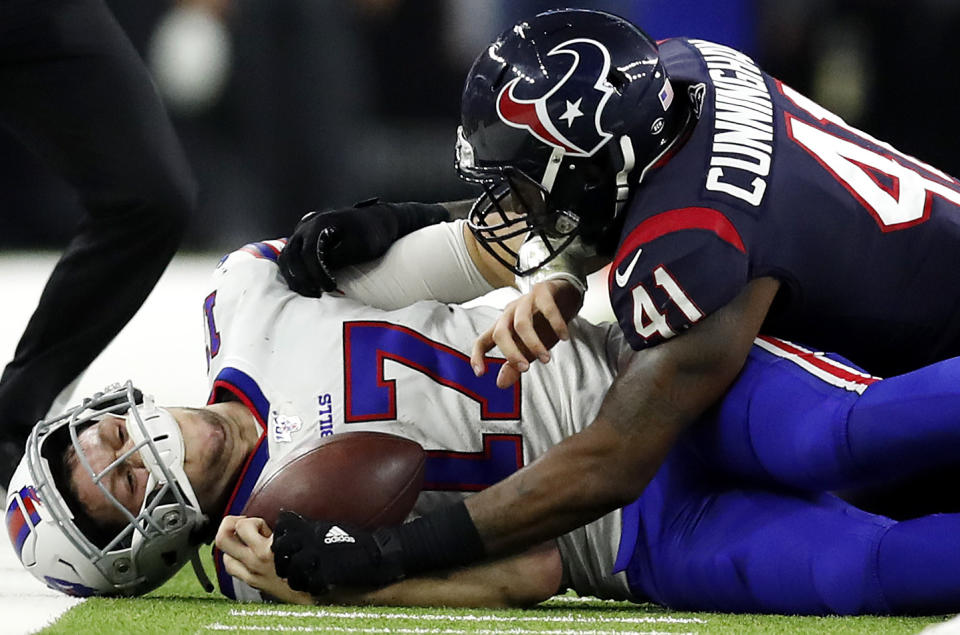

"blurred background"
[1,0,957,252]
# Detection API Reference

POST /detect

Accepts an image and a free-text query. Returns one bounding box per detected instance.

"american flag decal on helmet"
[658,79,674,110]
[6,486,41,560]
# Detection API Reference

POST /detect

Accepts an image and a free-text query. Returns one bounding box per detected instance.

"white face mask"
[124,396,203,523]
[10,381,211,597]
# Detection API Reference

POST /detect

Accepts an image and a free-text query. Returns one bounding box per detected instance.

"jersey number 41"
[782,82,960,230]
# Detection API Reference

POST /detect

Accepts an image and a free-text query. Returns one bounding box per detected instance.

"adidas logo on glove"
[324,525,356,545]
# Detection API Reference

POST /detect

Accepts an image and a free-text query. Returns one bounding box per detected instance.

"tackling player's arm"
[217,516,562,608]
[279,198,476,297]
[330,218,517,310]
[464,276,779,554]
[318,193,540,310]
[457,224,771,551]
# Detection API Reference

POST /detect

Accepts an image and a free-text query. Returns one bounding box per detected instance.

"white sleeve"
[334,220,494,310]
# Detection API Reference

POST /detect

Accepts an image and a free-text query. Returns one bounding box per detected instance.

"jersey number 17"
[343,321,524,492]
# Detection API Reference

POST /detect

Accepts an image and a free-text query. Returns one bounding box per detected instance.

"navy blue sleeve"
[607,207,749,350]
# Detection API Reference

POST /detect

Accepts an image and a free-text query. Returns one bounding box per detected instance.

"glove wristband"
[373,500,485,577]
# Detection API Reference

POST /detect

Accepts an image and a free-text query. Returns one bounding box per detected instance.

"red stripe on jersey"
[609,207,745,288]
[615,207,745,261]
[757,335,881,391]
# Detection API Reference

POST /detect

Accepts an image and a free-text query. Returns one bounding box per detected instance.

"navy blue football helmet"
[458,9,689,275]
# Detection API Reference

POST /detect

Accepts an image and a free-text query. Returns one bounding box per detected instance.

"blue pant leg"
[844,358,960,481]
[629,443,960,614]
[689,345,863,489]
[875,514,960,614]
[691,347,960,491]
[627,444,894,615]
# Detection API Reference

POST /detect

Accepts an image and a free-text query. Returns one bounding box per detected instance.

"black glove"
[272,511,405,594]
[278,198,449,297]
[272,503,485,594]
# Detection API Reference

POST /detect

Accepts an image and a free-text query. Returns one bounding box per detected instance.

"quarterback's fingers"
[471,328,495,376]
[238,515,272,538]
[216,534,253,560]
[533,282,570,342]
[217,515,239,535]
[235,517,274,561]
[511,297,550,364]
[222,552,255,585]
[490,313,529,374]
[496,362,522,389]
[215,515,243,548]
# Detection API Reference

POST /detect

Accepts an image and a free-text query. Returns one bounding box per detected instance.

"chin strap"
[188,520,214,593]
[191,551,214,592]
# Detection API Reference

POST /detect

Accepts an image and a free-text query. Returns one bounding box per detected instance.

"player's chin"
[200,412,228,470]
[178,407,229,471]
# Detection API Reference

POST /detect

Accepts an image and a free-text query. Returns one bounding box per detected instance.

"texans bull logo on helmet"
[496,38,616,158]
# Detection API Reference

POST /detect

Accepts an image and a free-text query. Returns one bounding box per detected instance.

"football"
[241,431,425,529]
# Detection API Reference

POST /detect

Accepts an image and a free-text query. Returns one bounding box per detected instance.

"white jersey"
[204,233,636,602]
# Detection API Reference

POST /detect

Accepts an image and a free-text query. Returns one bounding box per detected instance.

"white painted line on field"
[206,624,692,635]
[921,615,960,634]
[229,608,707,625]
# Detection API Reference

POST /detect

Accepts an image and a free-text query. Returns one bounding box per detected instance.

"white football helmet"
[4,381,212,596]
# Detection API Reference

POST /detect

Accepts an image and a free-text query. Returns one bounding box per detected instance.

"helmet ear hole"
[606,68,629,93]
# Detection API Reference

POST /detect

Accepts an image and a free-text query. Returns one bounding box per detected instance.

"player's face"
[507,173,549,221]
[69,407,235,530]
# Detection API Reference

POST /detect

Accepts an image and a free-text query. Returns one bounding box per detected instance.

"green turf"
[41,550,951,634]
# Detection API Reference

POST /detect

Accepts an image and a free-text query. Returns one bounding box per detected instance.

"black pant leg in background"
[0,0,196,481]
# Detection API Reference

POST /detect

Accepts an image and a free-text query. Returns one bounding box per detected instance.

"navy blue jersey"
[609,38,960,375]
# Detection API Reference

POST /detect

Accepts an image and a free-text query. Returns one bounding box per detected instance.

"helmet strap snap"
[540,146,566,193]
[614,135,637,214]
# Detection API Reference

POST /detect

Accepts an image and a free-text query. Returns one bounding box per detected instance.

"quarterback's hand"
[279,199,449,297]
[471,279,584,388]
[271,511,404,594]
[215,515,313,604]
